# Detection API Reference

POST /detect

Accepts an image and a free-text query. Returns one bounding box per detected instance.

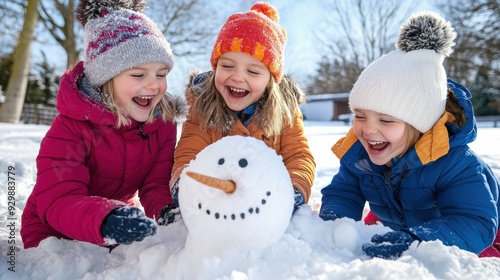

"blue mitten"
[101,207,157,245]
[362,230,418,259]
[318,211,344,221]
[157,203,182,226]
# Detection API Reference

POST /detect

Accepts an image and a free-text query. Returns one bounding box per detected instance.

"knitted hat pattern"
[210,2,287,83]
[77,0,174,87]
[349,11,456,133]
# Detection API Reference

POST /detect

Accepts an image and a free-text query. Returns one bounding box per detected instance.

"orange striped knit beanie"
[210,2,287,83]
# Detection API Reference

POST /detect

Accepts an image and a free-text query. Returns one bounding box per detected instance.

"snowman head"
[179,135,294,252]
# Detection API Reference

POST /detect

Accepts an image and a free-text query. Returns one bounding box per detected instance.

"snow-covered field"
[1,120,499,279]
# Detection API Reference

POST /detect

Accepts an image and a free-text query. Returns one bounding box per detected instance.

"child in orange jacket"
[168,2,316,215]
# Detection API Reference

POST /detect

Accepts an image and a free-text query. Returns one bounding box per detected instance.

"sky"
[28,0,436,96]
[1,120,499,279]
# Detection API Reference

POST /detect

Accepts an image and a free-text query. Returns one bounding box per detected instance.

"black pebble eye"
[239,158,248,168]
[218,158,225,165]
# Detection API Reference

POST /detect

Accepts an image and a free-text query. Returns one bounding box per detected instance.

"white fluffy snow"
[1,121,499,279]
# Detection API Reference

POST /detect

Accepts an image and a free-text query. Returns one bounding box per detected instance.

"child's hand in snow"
[157,203,182,226]
[101,206,157,244]
[362,230,418,259]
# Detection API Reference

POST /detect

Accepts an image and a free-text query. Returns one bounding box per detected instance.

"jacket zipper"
[138,125,151,154]
[384,171,406,227]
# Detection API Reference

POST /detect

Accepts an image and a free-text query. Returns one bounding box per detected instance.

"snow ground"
[0,121,499,279]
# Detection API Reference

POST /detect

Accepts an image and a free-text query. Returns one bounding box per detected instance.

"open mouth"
[227,86,249,98]
[368,141,389,152]
[132,96,154,108]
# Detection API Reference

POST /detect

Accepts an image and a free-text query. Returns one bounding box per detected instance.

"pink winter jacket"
[20,61,176,248]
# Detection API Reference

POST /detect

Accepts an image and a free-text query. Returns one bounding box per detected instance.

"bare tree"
[0,0,40,123]
[34,0,227,71]
[147,0,225,58]
[0,0,26,56]
[309,0,418,94]
[436,0,500,115]
[437,1,500,80]
[38,0,79,69]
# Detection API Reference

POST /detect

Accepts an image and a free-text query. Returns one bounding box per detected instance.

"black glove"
[293,188,305,214]
[157,203,182,226]
[171,179,180,207]
[100,207,157,245]
[362,230,418,259]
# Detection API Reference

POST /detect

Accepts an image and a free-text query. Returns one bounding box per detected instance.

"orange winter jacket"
[171,87,316,202]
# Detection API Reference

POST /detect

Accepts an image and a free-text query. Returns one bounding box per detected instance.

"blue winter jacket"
[319,79,500,254]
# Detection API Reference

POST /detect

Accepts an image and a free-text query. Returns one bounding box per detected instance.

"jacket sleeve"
[279,112,316,202]
[139,122,176,219]
[33,116,125,246]
[319,161,366,221]
[407,147,499,254]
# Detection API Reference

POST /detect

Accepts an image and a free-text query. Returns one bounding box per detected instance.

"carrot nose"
[186,171,236,193]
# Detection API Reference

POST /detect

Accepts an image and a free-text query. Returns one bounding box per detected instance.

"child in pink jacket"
[21,0,184,249]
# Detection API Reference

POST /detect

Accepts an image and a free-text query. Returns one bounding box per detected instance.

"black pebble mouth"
[197,191,272,221]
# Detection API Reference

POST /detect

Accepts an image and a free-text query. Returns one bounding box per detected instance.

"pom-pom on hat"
[349,11,456,133]
[77,0,174,87]
[210,2,287,83]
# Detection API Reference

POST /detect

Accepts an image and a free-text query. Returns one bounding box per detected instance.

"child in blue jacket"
[319,11,500,259]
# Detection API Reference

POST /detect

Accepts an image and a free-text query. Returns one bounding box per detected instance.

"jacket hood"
[56,61,118,126]
[444,79,477,148]
[333,78,477,167]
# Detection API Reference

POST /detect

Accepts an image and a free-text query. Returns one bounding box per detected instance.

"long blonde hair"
[100,81,179,128]
[191,72,306,138]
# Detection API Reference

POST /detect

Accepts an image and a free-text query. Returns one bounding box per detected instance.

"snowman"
[178,135,294,253]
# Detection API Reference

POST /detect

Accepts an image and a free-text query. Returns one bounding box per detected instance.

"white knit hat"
[349,11,456,133]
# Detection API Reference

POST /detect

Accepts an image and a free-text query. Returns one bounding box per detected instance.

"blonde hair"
[192,72,306,138]
[402,122,422,155]
[383,122,421,168]
[100,80,178,128]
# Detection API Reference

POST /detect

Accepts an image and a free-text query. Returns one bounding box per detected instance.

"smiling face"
[179,136,294,252]
[353,109,413,167]
[214,52,271,111]
[111,62,169,122]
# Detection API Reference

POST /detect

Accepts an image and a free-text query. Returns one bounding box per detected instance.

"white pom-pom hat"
[349,11,456,133]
